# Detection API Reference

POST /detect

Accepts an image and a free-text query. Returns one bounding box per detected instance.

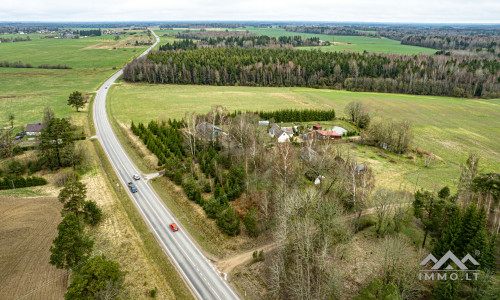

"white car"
[132,174,140,180]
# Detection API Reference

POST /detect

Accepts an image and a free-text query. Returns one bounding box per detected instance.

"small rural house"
[25,122,46,136]
[269,124,281,136]
[196,122,222,138]
[313,124,322,130]
[275,129,290,143]
[315,130,341,141]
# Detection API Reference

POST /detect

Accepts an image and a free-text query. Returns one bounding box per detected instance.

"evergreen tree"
[59,179,87,217]
[433,278,459,300]
[83,200,102,226]
[65,255,123,300]
[67,91,85,112]
[216,206,240,236]
[433,206,462,258]
[243,206,259,237]
[413,190,445,248]
[39,117,74,169]
[49,213,93,270]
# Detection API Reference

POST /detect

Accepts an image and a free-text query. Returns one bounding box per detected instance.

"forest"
[123,47,500,98]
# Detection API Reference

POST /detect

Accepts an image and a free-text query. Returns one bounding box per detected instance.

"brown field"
[0,196,68,300]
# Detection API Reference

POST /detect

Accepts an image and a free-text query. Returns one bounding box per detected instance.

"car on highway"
[132,174,140,180]
[169,223,179,232]
[127,182,138,193]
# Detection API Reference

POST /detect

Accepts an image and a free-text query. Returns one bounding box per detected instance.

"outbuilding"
[315,130,341,141]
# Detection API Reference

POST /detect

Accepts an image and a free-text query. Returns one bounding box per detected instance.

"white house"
[25,123,46,136]
[275,129,290,143]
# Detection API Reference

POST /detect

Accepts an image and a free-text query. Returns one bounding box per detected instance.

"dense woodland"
[123,47,500,98]
[73,29,102,36]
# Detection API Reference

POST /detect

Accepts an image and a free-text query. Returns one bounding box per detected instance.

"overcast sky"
[1,0,499,23]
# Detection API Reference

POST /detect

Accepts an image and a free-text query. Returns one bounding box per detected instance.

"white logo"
[419,251,480,281]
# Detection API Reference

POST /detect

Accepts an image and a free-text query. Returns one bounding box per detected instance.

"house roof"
[269,124,280,131]
[25,123,46,132]
[281,127,294,136]
[275,129,288,138]
[197,121,222,132]
[316,130,341,136]
[313,123,322,128]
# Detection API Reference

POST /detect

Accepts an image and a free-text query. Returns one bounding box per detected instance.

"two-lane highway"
[93,30,239,300]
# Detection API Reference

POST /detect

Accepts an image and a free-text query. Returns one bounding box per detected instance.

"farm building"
[25,122,46,136]
[196,121,222,138]
[315,130,341,141]
[258,120,270,126]
[332,126,347,136]
[269,124,281,136]
[313,124,322,130]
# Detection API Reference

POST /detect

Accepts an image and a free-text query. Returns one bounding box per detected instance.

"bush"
[54,170,79,187]
[8,160,26,176]
[149,288,158,298]
[12,146,24,156]
[357,215,377,231]
[181,176,197,201]
[27,160,43,174]
[0,176,47,190]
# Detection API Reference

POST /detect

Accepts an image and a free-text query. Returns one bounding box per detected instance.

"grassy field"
[0,32,149,127]
[109,83,500,191]
[150,27,435,55]
[242,27,436,55]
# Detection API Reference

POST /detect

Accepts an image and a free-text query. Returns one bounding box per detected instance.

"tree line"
[123,47,500,98]
[0,60,72,69]
[230,108,335,123]
[73,29,101,36]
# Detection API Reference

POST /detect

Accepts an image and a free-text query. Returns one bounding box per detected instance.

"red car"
[169,223,179,232]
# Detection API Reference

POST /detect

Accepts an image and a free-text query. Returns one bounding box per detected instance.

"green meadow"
[108,83,500,191]
[242,27,436,55]
[0,32,148,127]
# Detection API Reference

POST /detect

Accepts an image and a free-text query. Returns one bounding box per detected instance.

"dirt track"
[0,196,68,300]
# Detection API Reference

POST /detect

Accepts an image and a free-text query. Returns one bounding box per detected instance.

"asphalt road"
[93,30,239,300]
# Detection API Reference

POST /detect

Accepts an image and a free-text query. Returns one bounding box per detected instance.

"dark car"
[127,182,138,193]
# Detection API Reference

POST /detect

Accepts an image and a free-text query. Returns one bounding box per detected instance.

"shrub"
[12,146,24,156]
[149,288,157,298]
[27,160,43,174]
[54,170,79,187]
[357,215,377,231]
[8,160,26,176]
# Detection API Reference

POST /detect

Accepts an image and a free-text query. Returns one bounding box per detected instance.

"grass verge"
[90,139,193,300]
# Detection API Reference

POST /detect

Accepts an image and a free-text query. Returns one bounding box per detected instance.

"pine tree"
[49,213,94,270]
[59,179,87,218]
[433,278,459,300]
[216,206,240,236]
[433,206,462,258]
[243,206,259,237]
